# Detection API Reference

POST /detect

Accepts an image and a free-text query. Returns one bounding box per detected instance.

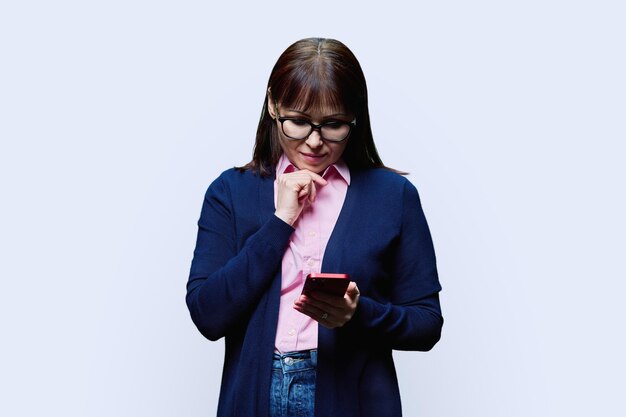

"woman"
[186,37,443,417]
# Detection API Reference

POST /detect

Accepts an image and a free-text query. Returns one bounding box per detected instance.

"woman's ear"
[267,88,276,119]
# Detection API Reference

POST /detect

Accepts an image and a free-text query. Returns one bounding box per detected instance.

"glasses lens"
[282,119,311,140]
[320,122,350,141]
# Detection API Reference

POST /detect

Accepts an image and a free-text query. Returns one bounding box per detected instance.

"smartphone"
[302,273,350,297]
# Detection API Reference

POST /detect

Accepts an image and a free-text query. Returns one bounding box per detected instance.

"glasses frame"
[275,107,356,143]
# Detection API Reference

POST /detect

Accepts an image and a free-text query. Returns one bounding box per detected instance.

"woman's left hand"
[294,282,360,329]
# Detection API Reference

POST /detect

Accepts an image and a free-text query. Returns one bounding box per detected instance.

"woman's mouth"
[300,152,326,164]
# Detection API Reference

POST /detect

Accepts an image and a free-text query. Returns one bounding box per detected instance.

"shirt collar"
[275,153,351,185]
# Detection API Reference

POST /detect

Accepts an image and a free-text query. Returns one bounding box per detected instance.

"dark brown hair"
[239,37,399,176]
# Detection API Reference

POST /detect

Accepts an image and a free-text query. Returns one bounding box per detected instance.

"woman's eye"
[291,119,309,126]
[323,121,344,130]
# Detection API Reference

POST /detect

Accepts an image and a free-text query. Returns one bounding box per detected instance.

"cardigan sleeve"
[348,180,443,351]
[185,173,294,341]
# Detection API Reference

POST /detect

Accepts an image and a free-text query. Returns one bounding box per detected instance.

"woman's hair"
[239,37,398,176]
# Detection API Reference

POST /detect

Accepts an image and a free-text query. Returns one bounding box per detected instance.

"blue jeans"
[270,350,317,417]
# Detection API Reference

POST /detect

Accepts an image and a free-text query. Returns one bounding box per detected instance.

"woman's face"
[268,99,352,174]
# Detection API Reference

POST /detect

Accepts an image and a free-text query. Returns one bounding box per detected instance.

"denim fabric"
[270,350,317,417]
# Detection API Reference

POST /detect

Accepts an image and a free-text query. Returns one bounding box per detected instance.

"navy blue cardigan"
[186,166,443,417]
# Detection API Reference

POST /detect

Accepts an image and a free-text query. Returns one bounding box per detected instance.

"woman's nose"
[305,129,323,148]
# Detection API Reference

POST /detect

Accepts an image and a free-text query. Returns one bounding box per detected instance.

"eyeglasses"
[275,108,356,143]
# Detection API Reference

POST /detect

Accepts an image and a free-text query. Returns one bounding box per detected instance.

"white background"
[1,1,624,416]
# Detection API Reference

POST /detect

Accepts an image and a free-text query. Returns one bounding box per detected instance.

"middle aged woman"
[186,37,443,417]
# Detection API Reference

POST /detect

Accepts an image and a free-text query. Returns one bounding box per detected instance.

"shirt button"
[308,231,316,237]
[307,259,315,267]
[288,329,296,336]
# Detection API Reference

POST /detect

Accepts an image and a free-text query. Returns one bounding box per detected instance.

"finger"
[280,170,327,187]
[308,290,348,307]
[308,181,317,203]
[300,170,328,187]
[298,182,310,200]
[294,300,326,319]
[345,282,360,301]
[294,296,350,320]
[297,294,344,314]
[293,302,340,328]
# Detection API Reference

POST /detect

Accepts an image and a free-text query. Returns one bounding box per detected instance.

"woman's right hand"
[275,170,327,226]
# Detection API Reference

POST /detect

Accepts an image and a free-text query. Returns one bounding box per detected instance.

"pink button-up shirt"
[273,153,350,353]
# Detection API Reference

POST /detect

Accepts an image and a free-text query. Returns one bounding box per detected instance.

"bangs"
[274,60,357,115]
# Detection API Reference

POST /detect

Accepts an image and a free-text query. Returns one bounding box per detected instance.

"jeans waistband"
[272,349,317,372]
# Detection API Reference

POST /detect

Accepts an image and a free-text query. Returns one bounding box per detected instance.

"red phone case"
[302,273,350,297]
